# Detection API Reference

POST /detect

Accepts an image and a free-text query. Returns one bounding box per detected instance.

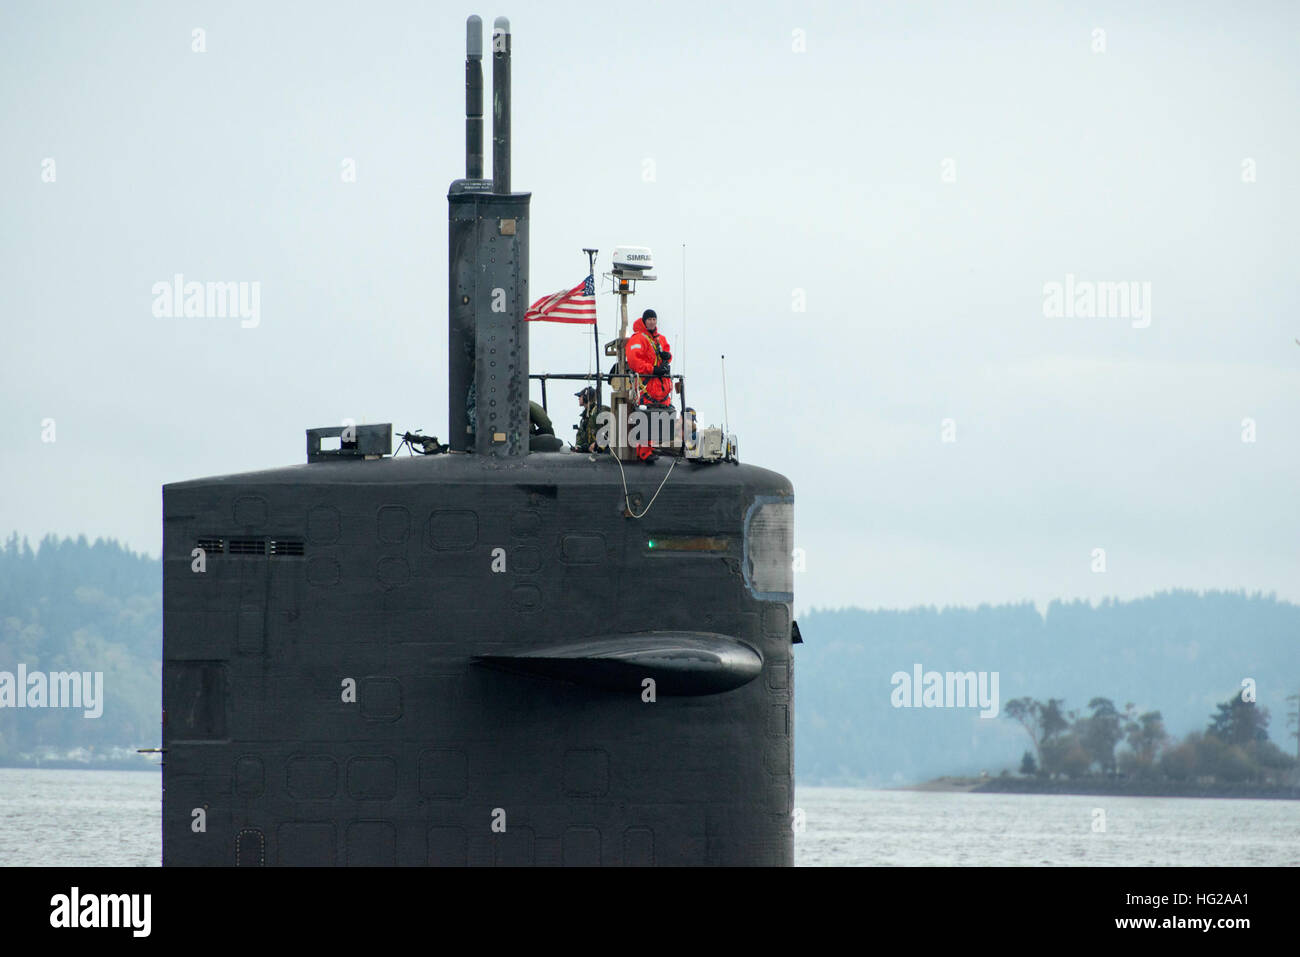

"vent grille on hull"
[194,537,305,558]
[227,538,266,556]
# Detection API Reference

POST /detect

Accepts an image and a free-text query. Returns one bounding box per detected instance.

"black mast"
[447,15,531,455]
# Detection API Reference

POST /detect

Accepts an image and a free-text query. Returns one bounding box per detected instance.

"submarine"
[161,15,797,866]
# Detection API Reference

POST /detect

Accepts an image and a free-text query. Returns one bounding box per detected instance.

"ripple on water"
[793,787,1300,866]
[0,771,1294,866]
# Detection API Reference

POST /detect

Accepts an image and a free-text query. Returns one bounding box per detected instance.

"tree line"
[1004,694,1297,785]
[796,594,1300,785]
[0,533,159,762]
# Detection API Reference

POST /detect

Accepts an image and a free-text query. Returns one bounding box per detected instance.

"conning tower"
[447,16,530,455]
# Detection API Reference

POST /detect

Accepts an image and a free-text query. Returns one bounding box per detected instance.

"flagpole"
[583,248,600,408]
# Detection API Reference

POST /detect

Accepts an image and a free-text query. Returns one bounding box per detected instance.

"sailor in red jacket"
[625,308,672,406]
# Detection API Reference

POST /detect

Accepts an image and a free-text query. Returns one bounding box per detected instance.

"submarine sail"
[160,14,797,867]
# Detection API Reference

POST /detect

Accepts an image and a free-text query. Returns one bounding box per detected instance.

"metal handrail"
[530,371,685,416]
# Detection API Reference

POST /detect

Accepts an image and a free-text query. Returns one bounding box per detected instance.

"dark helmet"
[641,308,657,320]
[575,386,595,402]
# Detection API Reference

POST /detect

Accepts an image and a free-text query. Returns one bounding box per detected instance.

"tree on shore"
[1120,710,1167,778]
[1004,691,1296,786]
[1004,697,1068,773]
[1041,731,1091,778]
[1019,751,1037,776]
[1079,697,1124,777]
[1201,695,1293,782]
[1207,695,1269,746]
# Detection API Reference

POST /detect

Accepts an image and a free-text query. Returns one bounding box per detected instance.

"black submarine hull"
[162,452,794,865]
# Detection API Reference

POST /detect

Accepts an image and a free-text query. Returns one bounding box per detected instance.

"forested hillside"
[0,534,159,763]
[795,595,1300,784]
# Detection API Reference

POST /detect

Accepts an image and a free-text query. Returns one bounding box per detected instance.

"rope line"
[608,448,678,519]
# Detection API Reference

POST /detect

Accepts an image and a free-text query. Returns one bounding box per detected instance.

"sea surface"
[1,769,1295,866]
[795,786,1299,866]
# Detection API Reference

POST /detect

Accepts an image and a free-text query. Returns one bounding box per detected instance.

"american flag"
[524,274,597,324]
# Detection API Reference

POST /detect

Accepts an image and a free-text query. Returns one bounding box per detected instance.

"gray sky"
[2,0,1296,614]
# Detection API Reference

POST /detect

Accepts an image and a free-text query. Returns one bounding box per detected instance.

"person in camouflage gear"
[528,400,554,437]
[573,386,608,452]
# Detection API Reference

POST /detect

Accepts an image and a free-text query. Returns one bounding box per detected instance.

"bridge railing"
[529,372,691,453]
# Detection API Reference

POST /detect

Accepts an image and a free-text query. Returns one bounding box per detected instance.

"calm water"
[1,769,1296,866]
[795,786,1299,866]
[0,768,161,867]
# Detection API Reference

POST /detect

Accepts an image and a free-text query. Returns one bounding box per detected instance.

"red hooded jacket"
[626,317,672,405]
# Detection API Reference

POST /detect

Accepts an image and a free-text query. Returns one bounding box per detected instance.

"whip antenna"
[681,243,686,377]
[721,354,729,437]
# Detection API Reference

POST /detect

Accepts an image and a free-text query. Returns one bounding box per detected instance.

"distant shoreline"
[2,765,1298,800]
[903,775,1300,800]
